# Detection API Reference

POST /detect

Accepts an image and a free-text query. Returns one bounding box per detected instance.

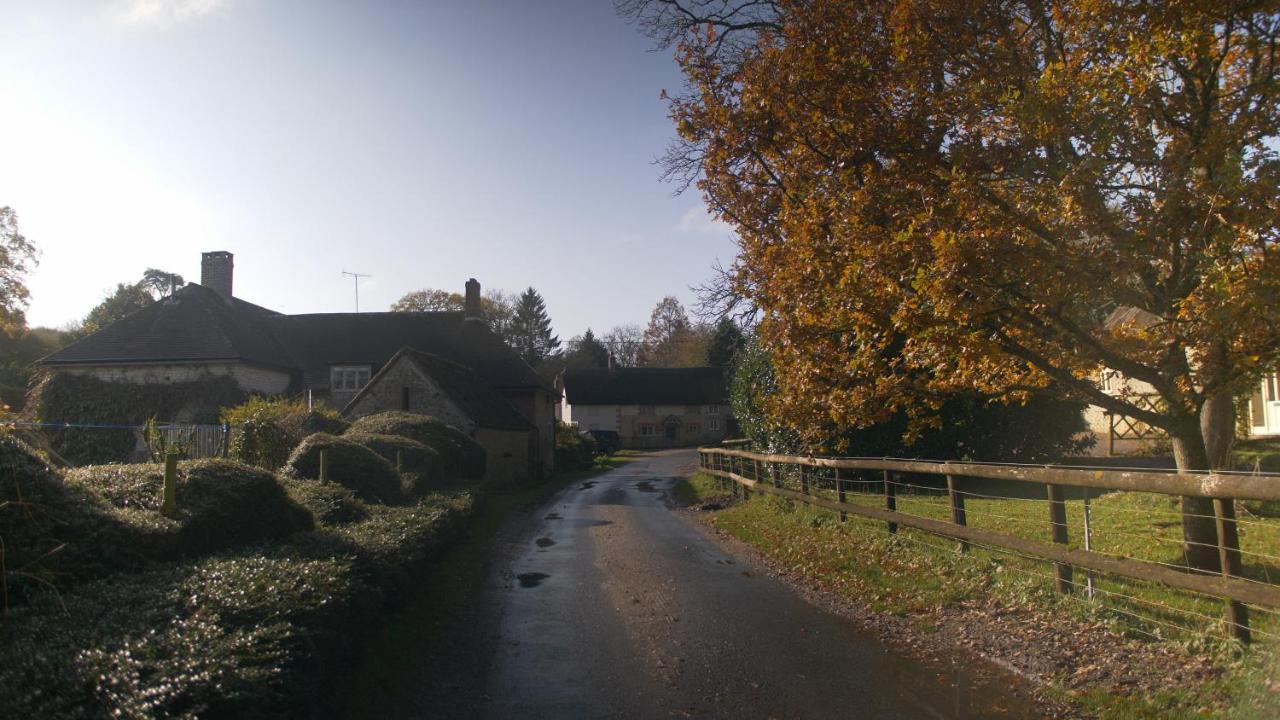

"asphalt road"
[476,449,1031,719]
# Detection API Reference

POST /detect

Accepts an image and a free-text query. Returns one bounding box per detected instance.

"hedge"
[65,459,314,561]
[345,412,486,482]
[223,397,350,471]
[283,433,404,505]
[345,431,446,497]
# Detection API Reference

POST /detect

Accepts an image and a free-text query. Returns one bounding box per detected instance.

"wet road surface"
[478,449,1032,719]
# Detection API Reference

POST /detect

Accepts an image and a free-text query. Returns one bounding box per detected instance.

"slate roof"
[347,348,533,431]
[563,367,728,406]
[39,285,549,394]
[41,284,294,370]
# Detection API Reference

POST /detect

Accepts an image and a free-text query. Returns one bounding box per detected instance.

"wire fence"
[699,446,1280,644]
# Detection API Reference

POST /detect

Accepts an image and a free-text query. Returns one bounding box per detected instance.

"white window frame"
[709,416,720,431]
[686,422,701,434]
[330,365,372,392]
[638,424,655,436]
[704,404,720,415]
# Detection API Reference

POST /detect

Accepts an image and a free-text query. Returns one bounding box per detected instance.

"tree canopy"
[638,296,708,366]
[633,0,1280,570]
[390,286,518,346]
[509,287,561,367]
[0,207,38,337]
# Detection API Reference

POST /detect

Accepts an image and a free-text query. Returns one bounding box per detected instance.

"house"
[561,366,733,449]
[343,347,538,485]
[1084,306,1280,454]
[39,251,557,478]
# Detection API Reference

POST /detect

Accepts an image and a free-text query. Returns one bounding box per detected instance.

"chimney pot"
[201,251,234,299]
[464,278,481,318]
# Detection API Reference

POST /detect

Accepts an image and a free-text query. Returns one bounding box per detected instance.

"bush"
[345,412,485,482]
[283,433,403,504]
[65,459,314,560]
[345,431,445,497]
[279,477,367,526]
[555,423,596,471]
[222,396,348,470]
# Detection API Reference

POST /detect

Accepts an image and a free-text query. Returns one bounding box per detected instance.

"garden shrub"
[27,371,248,465]
[555,422,597,471]
[279,476,367,525]
[331,494,474,593]
[65,459,313,560]
[283,433,403,504]
[345,431,445,497]
[222,396,347,470]
[345,411,486,482]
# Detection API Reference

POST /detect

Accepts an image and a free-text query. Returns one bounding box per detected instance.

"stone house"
[560,366,733,449]
[343,348,539,485]
[39,251,557,478]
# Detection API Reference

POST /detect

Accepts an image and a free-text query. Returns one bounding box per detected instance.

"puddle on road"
[579,481,597,490]
[516,572,550,588]
[633,481,658,493]
[591,520,613,527]
[535,537,556,548]
[598,487,628,505]
[545,513,563,520]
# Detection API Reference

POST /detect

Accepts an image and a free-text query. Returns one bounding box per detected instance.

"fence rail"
[698,446,1280,642]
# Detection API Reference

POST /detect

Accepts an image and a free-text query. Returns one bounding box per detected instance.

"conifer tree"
[510,287,560,366]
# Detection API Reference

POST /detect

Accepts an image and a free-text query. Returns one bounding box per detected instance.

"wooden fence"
[698,446,1280,643]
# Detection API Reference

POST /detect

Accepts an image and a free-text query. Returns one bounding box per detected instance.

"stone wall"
[343,358,475,431]
[475,428,531,485]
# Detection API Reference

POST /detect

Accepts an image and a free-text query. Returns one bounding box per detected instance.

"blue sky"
[0,0,737,337]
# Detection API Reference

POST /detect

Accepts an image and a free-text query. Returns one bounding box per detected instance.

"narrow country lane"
[476,449,1032,719]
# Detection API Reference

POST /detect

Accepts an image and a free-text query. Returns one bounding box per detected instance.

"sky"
[0,0,738,337]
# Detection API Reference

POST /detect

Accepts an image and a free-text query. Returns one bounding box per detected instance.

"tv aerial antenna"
[342,270,371,313]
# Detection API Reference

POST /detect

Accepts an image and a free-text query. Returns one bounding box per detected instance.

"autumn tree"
[0,207,38,337]
[509,287,561,366]
[630,0,1280,571]
[602,324,645,367]
[391,286,518,345]
[638,296,709,366]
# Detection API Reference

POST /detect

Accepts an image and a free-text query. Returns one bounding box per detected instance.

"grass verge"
[673,472,1280,719]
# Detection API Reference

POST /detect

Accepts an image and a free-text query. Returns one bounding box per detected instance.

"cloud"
[676,204,734,236]
[112,0,228,26]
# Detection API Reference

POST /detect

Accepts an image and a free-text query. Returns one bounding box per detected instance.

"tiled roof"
[40,284,293,369]
[39,287,548,393]
[563,367,728,406]
[399,349,533,430]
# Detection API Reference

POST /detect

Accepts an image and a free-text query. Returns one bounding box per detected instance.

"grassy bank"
[675,472,1280,719]
[338,451,640,718]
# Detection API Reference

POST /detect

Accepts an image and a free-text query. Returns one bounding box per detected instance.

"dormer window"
[331,365,371,391]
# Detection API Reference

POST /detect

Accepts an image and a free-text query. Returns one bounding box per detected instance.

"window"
[1270,373,1279,403]
[330,365,371,391]
[639,424,655,436]
[686,423,701,434]
[709,416,720,431]
[704,404,720,415]
[1099,371,1113,393]
[639,405,655,416]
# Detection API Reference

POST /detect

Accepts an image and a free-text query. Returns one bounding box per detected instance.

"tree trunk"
[1201,390,1236,471]
[1171,408,1226,573]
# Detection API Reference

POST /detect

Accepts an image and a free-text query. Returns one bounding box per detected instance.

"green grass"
[676,471,1280,719]
[1234,438,1280,473]
[336,451,640,718]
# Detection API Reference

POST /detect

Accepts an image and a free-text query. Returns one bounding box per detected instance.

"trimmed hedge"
[65,459,314,561]
[283,433,403,505]
[280,477,368,525]
[345,431,445,497]
[345,412,486,482]
[223,397,351,471]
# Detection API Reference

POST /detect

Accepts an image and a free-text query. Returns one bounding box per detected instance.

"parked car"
[586,430,621,456]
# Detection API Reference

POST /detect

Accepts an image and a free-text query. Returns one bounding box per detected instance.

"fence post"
[946,474,969,552]
[396,449,403,473]
[800,463,810,495]
[1083,487,1095,600]
[883,469,897,534]
[221,422,231,458]
[161,451,178,517]
[1046,484,1073,593]
[319,448,329,483]
[835,466,847,522]
[1213,497,1251,643]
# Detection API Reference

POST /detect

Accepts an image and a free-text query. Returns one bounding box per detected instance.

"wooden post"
[947,474,969,552]
[835,467,847,522]
[884,469,897,534]
[319,448,330,483]
[800,464,810,495]
[1047,484,1073,593]
[771,461,781,488]
[161,452,178,517]
[1107,413,1116,457]
[396,449,403,472]
[1214,497,1252,643]
[221,422,231,458]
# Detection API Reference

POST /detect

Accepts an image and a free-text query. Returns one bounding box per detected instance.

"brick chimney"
[201,251,234,299]
[464,278,481,318]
